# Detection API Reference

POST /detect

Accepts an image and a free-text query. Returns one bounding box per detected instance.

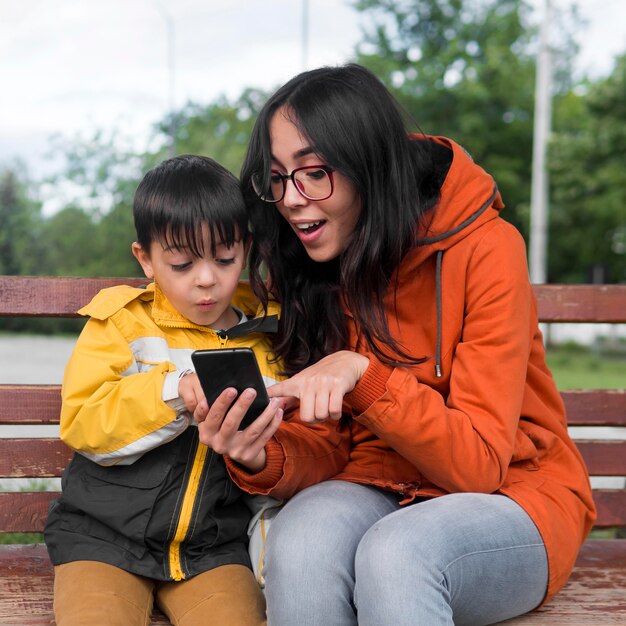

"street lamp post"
[302,0,309,71]
[529,0,553,285]
[153,2,176,157]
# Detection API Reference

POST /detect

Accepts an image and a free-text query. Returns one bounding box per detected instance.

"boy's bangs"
[162,219,240,258]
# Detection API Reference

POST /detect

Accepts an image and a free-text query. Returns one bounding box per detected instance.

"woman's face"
[268,107,362,263]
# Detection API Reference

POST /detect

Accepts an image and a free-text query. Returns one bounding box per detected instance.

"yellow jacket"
[46,281,282,582]
[61,281,281,465]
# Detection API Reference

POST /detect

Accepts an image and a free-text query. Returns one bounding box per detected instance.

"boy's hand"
[195,388,283,473]
[178,372,205,414]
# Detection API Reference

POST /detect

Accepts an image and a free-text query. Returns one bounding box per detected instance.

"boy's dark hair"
[134,154,248,257]
[241,64,448,375]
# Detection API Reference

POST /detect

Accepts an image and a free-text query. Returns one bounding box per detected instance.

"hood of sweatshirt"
[409,135,504,266]
[397,136,505,377]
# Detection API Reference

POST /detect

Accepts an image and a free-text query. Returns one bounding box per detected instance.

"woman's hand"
[267,350,369,423]
[195,388,283,473]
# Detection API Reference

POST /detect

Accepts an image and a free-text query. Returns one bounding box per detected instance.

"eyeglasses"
[252,165,335,203]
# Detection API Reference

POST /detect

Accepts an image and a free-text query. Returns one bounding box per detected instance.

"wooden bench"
[1,275,625,625]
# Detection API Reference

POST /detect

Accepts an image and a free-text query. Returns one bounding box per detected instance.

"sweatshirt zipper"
[167,441,209,581]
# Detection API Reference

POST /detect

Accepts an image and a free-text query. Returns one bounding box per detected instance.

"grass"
[546,342,626,390]
[0,532,43,545]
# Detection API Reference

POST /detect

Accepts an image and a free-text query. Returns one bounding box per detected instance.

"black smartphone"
[191,347,270,430]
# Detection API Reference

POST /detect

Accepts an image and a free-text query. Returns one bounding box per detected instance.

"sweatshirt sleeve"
[60,316,191,465]
[226,417,351,499]
[346,222,537,494]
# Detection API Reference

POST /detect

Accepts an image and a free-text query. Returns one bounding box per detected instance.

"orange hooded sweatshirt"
[227,136,596,604]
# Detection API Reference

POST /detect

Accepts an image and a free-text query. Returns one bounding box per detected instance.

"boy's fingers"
[193,398,209,423]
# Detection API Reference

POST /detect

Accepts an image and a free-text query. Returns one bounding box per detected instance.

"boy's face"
[132,225,247,330]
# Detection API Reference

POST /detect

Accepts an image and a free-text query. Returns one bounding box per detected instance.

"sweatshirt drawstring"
[416,184,499,378]
[435,250,443,378]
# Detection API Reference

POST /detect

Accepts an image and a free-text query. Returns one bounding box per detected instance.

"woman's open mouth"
[294,220,326,239]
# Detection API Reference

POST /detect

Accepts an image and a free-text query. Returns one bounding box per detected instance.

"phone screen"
[191,348,270,430]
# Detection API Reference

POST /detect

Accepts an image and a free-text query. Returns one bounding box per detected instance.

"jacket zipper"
[168,442,209,580]
[168,331,227,579]
[216,329,229,348]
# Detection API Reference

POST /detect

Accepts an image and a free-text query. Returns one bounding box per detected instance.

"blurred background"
[1,0,625,389]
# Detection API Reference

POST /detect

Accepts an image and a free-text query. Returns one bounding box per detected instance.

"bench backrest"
[1,276,625,533]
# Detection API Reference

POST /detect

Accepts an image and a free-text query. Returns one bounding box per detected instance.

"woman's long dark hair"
[241,64,446,376]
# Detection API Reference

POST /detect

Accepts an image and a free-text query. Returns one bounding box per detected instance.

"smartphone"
[191,347,270,430]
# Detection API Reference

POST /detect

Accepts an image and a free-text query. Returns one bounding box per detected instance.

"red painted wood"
[593,490,626,529]
[0,541,623,625]
[562,389,626,426]
[0,439,72,478]
[3,278,624,322]
[0,276,146,317]
[504,540,626,624]
[2,386,624,427]
[534,284,626,323]
[0,385,61,425]
[576,440,626,476]
[0,492,58,533]
[0,546,171,624]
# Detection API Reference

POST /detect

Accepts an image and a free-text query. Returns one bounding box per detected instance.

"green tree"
[45,129,143,220]
[354,0,539,235]
[97,202,142,278]
[36,90,269,280]
[160,88,269,176]
[549,53,626,283]
[39,207,101,276]
[0,167,44,275]
[42,129,146,278]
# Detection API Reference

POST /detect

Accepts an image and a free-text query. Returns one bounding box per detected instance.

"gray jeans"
[264,481,548,625]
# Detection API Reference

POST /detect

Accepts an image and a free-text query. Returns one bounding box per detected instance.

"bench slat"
[1,278,626,322]
[534,284,626,322]
[0,434,623,479]
[0,492,58,533]
[0,439,71,478]
[0,385,61,425]
[2,385,625,427]
[0,276,146,317]
[503,540,626,624]
[0,541,623,625]
[1,489,623,533]
[575,440,626,476]
[562,389,626,426]
[593,490,626,529]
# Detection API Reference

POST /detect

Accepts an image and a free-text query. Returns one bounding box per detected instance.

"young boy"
[44,155,283,626]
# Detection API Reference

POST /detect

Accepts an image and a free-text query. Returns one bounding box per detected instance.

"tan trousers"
[53,561,266,626]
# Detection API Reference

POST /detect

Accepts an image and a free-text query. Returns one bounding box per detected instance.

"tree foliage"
[352,0,623,283]
[1,0,624,317]
[549,53,626,282]
[354,0,540,237]
[160,88,269,176]
[0,168,44,276]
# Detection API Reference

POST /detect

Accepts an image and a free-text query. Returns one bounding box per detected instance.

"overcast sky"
[1,0,625,180]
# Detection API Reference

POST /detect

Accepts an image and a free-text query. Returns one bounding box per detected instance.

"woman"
[197,64,595,625]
